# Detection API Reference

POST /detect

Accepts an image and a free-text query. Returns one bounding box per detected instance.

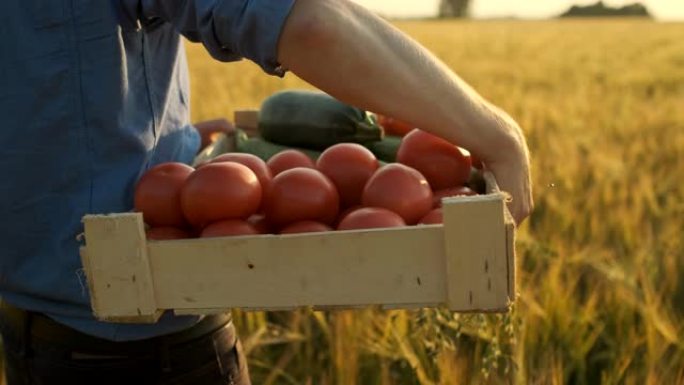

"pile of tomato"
[135,127,480,240]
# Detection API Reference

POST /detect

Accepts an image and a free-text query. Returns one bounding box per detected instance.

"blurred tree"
[439,0,471,18]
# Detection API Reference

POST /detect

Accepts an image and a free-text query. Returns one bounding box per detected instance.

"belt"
[0,300,233,357]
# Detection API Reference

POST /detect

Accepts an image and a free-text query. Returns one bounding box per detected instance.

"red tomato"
[134,162,194,227]
[146,227,192,240]
[337,207,406,230]
[316,143,379,208]
[280,221,332,234]
[247,214,272,234]
[267,150,315,176]
[336,205,362,226]
[200,220,258,238]
[265,168,339,227]
[210,153,273,194]
[419,208,443,225]
[376,114,414,137]
[181,163,261,228]
[396,129,472,190]
[362,163,433,225]
[432,186,477,208]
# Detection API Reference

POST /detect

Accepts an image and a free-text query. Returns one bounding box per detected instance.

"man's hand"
[277,0,533,224]
[194,118,235,151]
[476,104,533,225]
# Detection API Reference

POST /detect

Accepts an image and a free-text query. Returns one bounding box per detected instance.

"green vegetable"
[235,129,321,161]
[364,135,402,163]
[258,90,383,150]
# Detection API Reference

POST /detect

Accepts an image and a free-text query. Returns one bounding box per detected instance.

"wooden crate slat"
[150,226,446,310]
[234,109,259,137]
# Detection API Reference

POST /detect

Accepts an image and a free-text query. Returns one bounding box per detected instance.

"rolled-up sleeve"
[140,0,296,76]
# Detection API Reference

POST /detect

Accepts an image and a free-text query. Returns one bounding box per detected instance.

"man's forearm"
[277,0,514,162]
[276,0,532,223]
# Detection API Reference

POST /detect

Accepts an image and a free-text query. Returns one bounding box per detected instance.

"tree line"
[437,0,651,18]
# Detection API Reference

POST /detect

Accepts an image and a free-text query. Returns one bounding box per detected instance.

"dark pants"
[0,303,250,385]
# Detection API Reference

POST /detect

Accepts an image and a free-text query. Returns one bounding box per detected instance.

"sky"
[351,0,684,21]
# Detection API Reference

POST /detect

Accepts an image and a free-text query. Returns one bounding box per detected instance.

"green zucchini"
[364,135,402,163]
[235,129,321,161]
[258,90,383,150]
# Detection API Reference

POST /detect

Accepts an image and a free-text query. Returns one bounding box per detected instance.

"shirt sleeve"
[150,124,202,166]
[140,0,296,76]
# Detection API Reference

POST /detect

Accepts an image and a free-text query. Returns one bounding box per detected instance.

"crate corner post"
[81,213,162,323]
[234,109,260,137]
[442,194,515,312]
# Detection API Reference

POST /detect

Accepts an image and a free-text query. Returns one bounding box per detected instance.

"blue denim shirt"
[0,0,294,341]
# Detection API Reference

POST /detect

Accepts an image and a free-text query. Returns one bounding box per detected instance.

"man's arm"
[277,0,532,224]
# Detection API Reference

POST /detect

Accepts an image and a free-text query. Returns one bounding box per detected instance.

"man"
[0,0,532,383]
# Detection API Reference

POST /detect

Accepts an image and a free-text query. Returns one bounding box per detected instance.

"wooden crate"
[81,109,515,322]
[80,172,516,323]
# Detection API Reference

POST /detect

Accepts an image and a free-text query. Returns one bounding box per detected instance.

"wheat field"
[0,17,680,385]
[186,18,684,385]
